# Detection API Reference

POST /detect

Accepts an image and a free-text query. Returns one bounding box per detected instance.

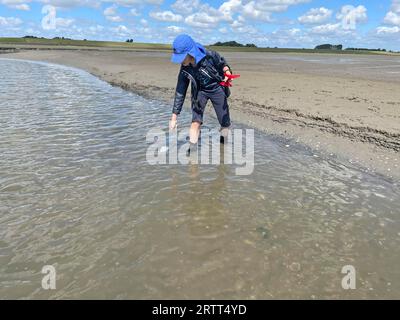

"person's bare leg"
[190,121,201,144]
[187,121,201,156]
[220,127,230,144]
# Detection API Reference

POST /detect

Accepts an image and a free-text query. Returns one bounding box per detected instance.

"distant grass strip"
[1,37,399,55]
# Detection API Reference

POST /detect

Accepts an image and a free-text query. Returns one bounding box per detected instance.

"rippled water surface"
[1,59,399,299]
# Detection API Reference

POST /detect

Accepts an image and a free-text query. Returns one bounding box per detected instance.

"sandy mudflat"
[3,49,400,180]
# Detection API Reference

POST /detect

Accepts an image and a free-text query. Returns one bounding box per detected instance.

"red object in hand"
[225,74,241,80]
[220,72,240,87]
[220,81,233,87]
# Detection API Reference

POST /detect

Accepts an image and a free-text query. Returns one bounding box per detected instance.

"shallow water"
[0,59,399,299]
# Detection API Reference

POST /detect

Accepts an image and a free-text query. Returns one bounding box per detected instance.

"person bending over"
[169,34,235,154]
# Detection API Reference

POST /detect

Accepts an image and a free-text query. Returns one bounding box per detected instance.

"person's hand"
[220,67,240,87]
[169,114,178,130]
[223,69,232,83]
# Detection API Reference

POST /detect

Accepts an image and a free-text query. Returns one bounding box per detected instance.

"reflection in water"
[186,161,229,238]
[0,59,399,299]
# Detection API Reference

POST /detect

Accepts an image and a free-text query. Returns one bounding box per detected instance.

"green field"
[0,37,398,55]
[0,37,171,50]
[209,46,396,55]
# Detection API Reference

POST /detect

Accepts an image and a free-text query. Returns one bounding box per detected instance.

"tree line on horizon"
[212,41,257,48]
[314,43,389,52]
[22,35,87,41]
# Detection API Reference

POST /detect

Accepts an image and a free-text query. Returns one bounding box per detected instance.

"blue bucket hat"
[171,34,206,64]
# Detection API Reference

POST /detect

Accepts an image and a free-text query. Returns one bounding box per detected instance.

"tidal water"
[0,59,399,299]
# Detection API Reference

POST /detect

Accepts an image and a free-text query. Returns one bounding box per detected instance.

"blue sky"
[1,1,400,50]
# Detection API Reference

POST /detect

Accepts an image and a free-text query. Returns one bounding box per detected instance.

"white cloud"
[384,11,400,26]
[310,23,341,35]
[336,5,367,30]
[184,2,236,28]
[288,28,301,36]
[376,0,400,36]
[268,27,313,46]
[185,12,220,28]
[242,1,273,21]
[38,0,100,9]
[166,25,184,34]
[298,7,332,24]
[231,15,245,28]
[130,8,140,16]
[149,11,183,22]
[181,0,310,28]
[180,1,311,42]
[232,24,258,34]
[377,26,400,34]
[219,0,242,18]
[111,24,131,35]
[0,0,30,10]
[14,3,30,10]
[171,0,200,15]
[226,0,311,22]
[106,16,123,22]
[56,17,74,27]
[244,0,310,14]
[0,16,23,27]
[306,5,367,38]
[34,0,160,10]
[104,5,117,16]
[104,5,123,22]
[144,0,163,4]
[391,0,400,12]
[108,0,163,6]
[89,24,104,33]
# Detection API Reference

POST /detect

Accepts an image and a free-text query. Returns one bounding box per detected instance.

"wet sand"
[3,49,400,180]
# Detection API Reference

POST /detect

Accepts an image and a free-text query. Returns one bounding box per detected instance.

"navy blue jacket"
[172,50,230,115]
